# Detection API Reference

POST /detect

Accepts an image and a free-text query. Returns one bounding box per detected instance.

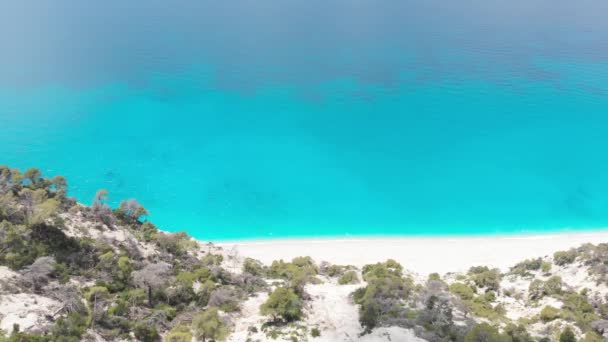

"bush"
[338,270,359,285]
[208,287,241,312]
[561,293,598,329]
[355,260,413,332]
[140,221,158,241]
[510,258,542,276]
[464,323,505,342]
[320,263,348,277]
[584,331,604,342]
[133,322,160,342]
[467,295,506,321]
[529,276,562,300]
[554,250,577,266]
[450,283,475,301]
[503,323,534,342]
[540,306,560,322]
[192,307,229,342]
[154,231,194,256]
[428,273,441,282]
[50,313,89,342]
[559,327,576,342]
[468,266,501,291]
[260,287,303,322]
[268,258,319,296]
[165,325,192,342]
[545,276,563,295]
[243,258,265,276]
[311,327,321,338]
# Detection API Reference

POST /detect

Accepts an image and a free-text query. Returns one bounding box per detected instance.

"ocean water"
[1,0,608,240]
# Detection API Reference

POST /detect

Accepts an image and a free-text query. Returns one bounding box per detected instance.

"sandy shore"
[218,231,608,274]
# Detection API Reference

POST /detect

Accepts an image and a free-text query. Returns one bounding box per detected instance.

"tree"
[260,287,302,322]
[94,189,108,204]
[92,189,112,226]
[243,258,265,276]
[559,327,577,342]
[417,292,453,337]
[85,286,110,326]
[50,176,68,198]
[23,168,42,187]
[192,307,229,342]
[0,165,13,192]
[2,168,24,192]
[133,262,173,307]
[355,260,413,332]
[117,199,149,223]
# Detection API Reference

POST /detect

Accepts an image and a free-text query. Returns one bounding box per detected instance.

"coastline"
[217,230,608,275]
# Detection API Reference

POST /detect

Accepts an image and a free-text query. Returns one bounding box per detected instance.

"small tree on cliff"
[133,262,173,307]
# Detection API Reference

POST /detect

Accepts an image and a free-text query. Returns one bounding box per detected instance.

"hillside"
[2,166,608,342]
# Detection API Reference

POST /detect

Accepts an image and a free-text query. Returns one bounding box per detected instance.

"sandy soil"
[219,231,608,274]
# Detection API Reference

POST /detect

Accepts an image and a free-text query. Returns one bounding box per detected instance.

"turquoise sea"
[1,0,608,240]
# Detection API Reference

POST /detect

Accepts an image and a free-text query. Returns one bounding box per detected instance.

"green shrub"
[165,325,192,342]
[268,258,319,296]
[559,327,576,342]
[50,313,89,342]
[468,266,501,291]
[584,331,604,342]
[260,287,303,322]
[560,293,598,329]
[139,221,158,241]
[133,322,159,342]
[362,259,403,280]
[428,273,441,282]
[192,307,229,342]
[464,323,505,342]
[554,250,577,266]
[268,259,318,281]
[354,260,413,332]
[545,276,563,295]
[338,270,359,285]
[510,258,542,276]
[311,327,321,338]
[450,283,475,300]
[243,258,265,276]
[529,276,562,300]
[503,323,534,342]
[540,306,560,322]
[322,264,348,277]
[483,291,496,302]
[468,295,506,321]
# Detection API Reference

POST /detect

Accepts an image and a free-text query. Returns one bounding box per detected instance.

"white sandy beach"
[219,231,608,275]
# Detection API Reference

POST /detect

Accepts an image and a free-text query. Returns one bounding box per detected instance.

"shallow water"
[1,0,608,240]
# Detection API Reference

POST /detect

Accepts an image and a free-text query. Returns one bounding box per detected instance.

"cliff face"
[2,167,608,342]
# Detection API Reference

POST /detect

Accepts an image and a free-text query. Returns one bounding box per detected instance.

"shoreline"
[204,226,608,243]
[217,230,608,275]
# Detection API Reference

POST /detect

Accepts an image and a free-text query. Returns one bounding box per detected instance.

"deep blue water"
[1,0,608,240]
